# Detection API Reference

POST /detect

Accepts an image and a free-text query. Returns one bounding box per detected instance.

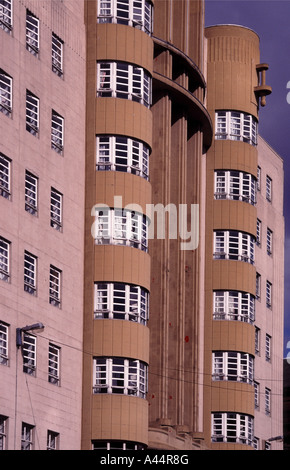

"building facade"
[0,0,284,450]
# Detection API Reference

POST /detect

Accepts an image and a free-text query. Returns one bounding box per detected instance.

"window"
[25,171,38,215]
[215,110,257,145]
[96,135,149,179]
[211,412,254,445]
[212,351,254,384]
[92,441,144,450]
[257,166,261,191]
[48,343,60,385]
[253,437,260,450]
[213,290,255,323]
[94,282,149,324]
[47,430,59,450]
[52,33,63,76]
[0,237,10,282]
[97,61,151,108]
[266,228,273,255]
[26,91,39,136]
[266,280,272,308]
[97,0,153,34]
[22,333,36,375]
[51,110,64,153]
[214,170,256,205]
[24,251,37,294]
[0,153,11,199]
[0,69,12,116]
[93,207,148,252]
[93,357,148,398]
[21,422,34,450]
[0,415,8,450]
[213,230,255,264]
[0,0,13,31]
[0,322,8,365]
[256,219,261,246]
[266,175,272,202]
[265,334,271,362]
[49,265,61,307]
[50,188,62,231]
[256,272,261,300]
[265,387,271,415]
[255,327,260,355]
[254,382,260,409]
[26,10,39,55]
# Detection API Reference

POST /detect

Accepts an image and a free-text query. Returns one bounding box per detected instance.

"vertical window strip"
[267,227,273,255]
[265,334,271,361]
[49,265,61,307]
[22,334,36,375]
[266,280,272,308]
[25,171,38,215]
[24,251,37,294]
[50,188,62,230]
[26,10,39,54]
[0,69,12,115]
[21,422,34,450]
[0,0,12,31]
[48,343,60,385]
[266,175,272,202]
[51,111,64,153]
[47,430,59,450]
[0,322,8,365]
[265,388,271,415]
[0,237,9,281]
[0,415,8,450]
[0,153,11,199]
[52,33,63,76]
[26,91,39,135]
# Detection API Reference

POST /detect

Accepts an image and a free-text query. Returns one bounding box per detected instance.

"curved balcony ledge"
[153,72,213,152]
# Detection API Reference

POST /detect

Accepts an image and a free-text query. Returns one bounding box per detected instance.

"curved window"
[212,412,254,445]
[96,135,149,179]
[213,290,255,323]
[93,357,148,398]
[94,282,149,324]
[215,111,257,146]
[97,0,153,35]
[212,351,254,384]
[214,170,256,205]
[214,230,255,264]
[92,441,145,450]
[93,208,148,252]
[97,61,151,108]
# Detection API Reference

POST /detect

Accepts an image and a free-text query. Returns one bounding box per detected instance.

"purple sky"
[205,0,290,356]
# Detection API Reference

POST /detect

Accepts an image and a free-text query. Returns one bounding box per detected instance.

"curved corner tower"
[82,0,154,450]
[204,25,272,449]
[147,0,212,450]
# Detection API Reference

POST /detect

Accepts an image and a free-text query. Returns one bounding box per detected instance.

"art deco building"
[0,0,284,451]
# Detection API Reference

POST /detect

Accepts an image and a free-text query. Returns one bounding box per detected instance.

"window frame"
[214,170,256,205]
[26,10,39,55]
[52,33,63,76]
[0,69,12,115]
[25,170,38,215]
[0,415,8,450]
[47,430,59,450]
[97,61,151,108]
[265,387,271,416]
[265,334,271,362]
[256,219,261,246]
[24,251,37,295]
[211,412,254,445]
[212,351,254,384]
[48,343,60,386]
[49,265,62,307]
[50,187,63,231]
[0,0,13,31]
[254,381,260,409]
[256,272,261,300]
[22,333,36,375]
[21,422,34,450]
[94,282,149,324]
[94,207,148,252]
[266,280,272,309]
[266,175,272,202]
[266,227,273,255]
[213,230,255,264]
[215,110,258,146]
[26,90,39,136]
[213,290,255,324]
[96,135,150,180]
[51,110,64,153]
[0,322,9,366]
[0,236,10,282]
[93,357,148,399]
[0,153,11,199]
[97,0,153,35]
